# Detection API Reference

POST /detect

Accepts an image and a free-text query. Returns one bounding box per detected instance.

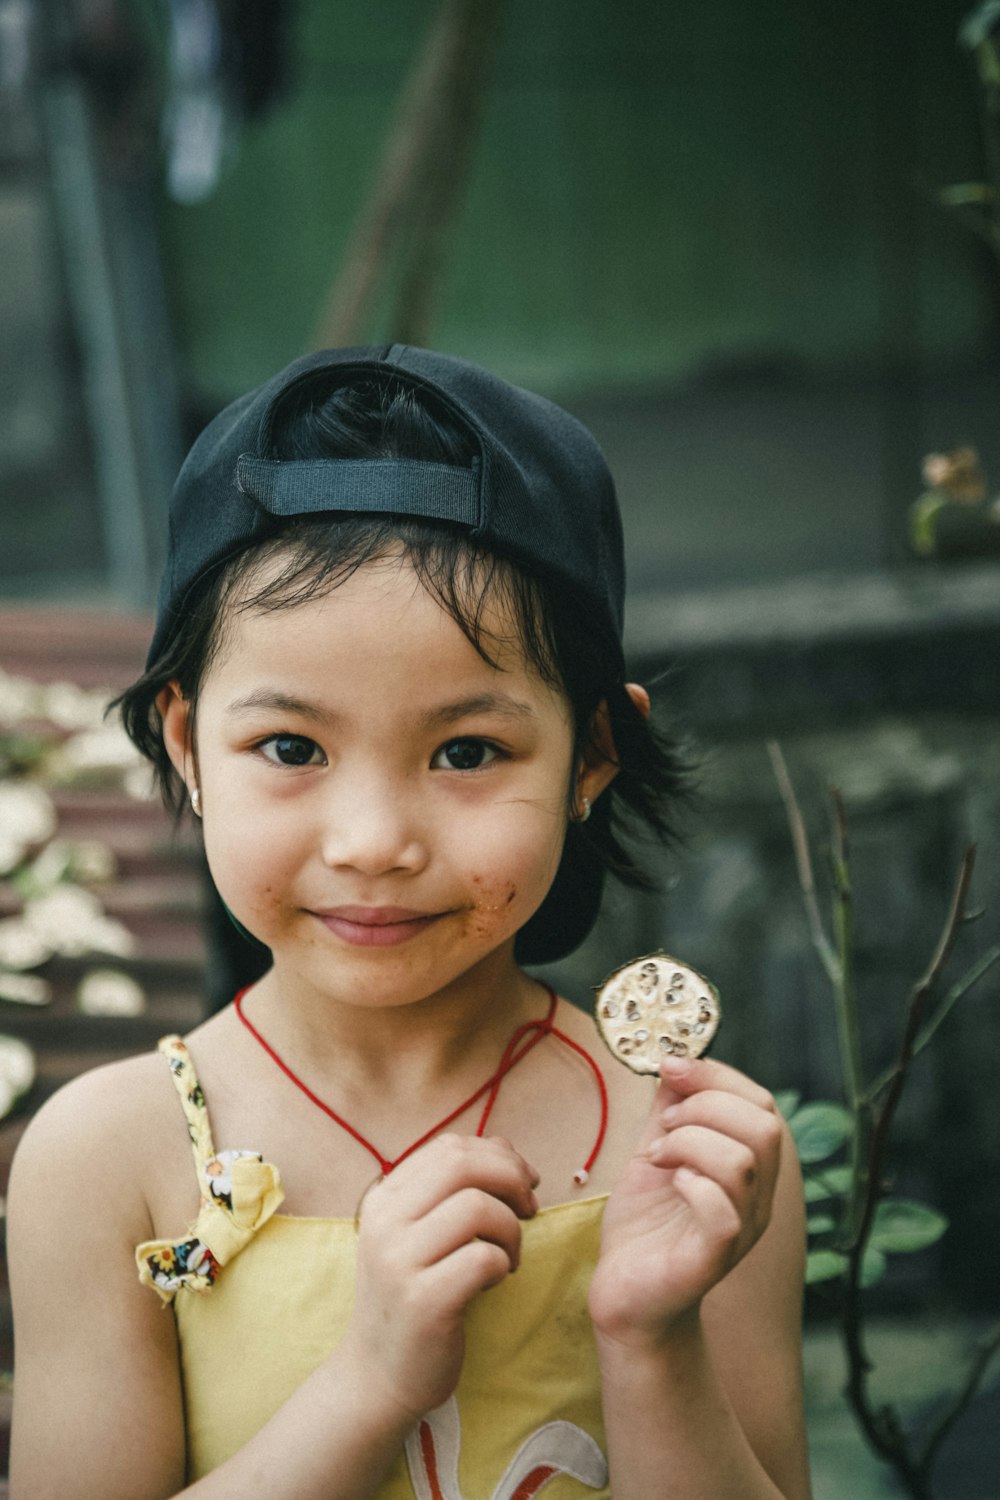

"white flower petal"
[0,918,52,970]
[0,671,44,723]
[23,887,134,958]
[25,840,74,892]
[0,1035,35,1096]
[77,969,145,1016]
[51,725,144,781]
[69,839,118,884]
[0,972,52,1005]
[42,681,109,732]
[0,836,27,876]
[124,764,158,801]
[90,917,137,958]
[0,783,57,846]
[26,884,103,933]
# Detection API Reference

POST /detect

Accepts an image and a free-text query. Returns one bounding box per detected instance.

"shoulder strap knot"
[136,1039,285,1304]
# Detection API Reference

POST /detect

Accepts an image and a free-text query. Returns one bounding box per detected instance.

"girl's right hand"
[342,1133,539,1420]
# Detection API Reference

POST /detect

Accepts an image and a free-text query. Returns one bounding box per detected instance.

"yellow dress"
[136,1037,611,1498]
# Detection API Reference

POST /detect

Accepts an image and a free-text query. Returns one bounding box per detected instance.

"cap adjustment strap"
[235,455,481,525]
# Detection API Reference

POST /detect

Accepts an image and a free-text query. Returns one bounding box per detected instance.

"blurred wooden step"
[0,607,152,689]
[0,991,204,1046]
[0,869,202,917]
[50,789,201,870]
[0,606,214,1478]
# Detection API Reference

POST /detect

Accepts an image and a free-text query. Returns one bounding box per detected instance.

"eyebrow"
[225,691,337,724]
[224,689,539,729]
[422,693,539,729]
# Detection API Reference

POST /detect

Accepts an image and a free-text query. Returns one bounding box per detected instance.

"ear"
[626,682,650,720]
[573,683,649,814]
[156,682,197,794]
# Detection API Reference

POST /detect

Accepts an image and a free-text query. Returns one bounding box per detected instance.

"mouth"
[310,905,444,948]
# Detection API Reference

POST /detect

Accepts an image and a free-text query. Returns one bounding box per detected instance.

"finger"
[670,1166,743,1252]
[407,1187,523,1272]
[645,1127,777,1245]
[645,1124,760,1196]
[656,1091,784,1193]
[363,1133,539,1227]
[638,1059,776,1151]
[658,1056,777,1109]
[419,1237,517,1314]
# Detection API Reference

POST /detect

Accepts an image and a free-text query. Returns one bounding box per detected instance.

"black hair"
[116,372,692,964]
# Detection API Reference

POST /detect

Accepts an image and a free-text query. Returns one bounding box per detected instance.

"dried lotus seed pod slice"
[594,952,720,1074]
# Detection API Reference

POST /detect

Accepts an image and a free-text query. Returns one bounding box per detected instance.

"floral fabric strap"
[135,1035,285,1304]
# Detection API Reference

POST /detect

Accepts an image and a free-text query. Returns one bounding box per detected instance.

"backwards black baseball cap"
[150,344,625,669]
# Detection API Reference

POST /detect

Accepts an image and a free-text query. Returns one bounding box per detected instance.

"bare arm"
[8,1070,538,1500]
[591,1059,812,1500]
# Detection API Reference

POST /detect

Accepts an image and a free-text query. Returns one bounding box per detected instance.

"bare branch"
[898,848,977,1070]
[767,742,839,982]
[864,943,1000,1102]
[849,850,977,1256]
[839,849,980,1495]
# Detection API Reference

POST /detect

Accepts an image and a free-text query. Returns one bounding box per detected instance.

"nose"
[319,770,427,877]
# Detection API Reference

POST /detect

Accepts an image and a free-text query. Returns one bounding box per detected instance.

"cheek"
[201,817,295,923]
[465,876,519,942]
[462,818,566,942]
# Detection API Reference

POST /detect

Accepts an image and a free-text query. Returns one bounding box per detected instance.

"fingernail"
[644,1135,669,1159]
[660,1056,692,1077]
[661,1104,681,1125]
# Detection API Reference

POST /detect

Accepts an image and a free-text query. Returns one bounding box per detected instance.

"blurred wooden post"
[312,0,505,351]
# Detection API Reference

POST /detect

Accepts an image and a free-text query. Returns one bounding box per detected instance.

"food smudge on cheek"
[466,876,518,941]
[237,881,283,940]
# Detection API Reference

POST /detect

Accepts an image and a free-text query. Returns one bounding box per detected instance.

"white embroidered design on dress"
[405,1396,608,1499]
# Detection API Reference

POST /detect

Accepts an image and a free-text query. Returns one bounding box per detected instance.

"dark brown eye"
[261,735,322,766]
[434,738,497,771]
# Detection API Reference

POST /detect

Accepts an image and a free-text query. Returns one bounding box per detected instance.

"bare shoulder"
[9,1046,192,1245]
[13,1048,174,1163]
[8,1049,191,1498]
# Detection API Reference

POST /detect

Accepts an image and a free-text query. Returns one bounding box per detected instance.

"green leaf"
[860,1247,887,1288]
[789,1102,853,1164]
[773,1089,801,1120]
[959,1,1000,52]
[807,1213,837,1237]
[938,181,994,207]
[870,1199,949,1254]
[807,1245,887,1288]
[806,1249,848,1285]
[804,1164,853,1202]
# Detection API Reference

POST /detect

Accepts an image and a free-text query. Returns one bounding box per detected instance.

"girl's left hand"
[589,1057,785,1348]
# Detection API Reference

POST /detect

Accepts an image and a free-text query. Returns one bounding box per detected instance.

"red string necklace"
[233,986,608,1185]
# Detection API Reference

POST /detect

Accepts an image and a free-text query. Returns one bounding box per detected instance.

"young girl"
[8,346,812,1500]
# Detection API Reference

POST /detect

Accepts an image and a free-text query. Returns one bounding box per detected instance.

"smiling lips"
[312,906,443,947]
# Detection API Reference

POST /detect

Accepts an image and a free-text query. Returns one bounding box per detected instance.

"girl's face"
[161,554,617,1013]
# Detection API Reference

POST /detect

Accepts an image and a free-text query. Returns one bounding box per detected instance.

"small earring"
[190,786,202,818]
[575,795,591,823]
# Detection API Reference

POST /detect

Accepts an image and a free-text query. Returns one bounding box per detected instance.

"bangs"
[214,517,564,692]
